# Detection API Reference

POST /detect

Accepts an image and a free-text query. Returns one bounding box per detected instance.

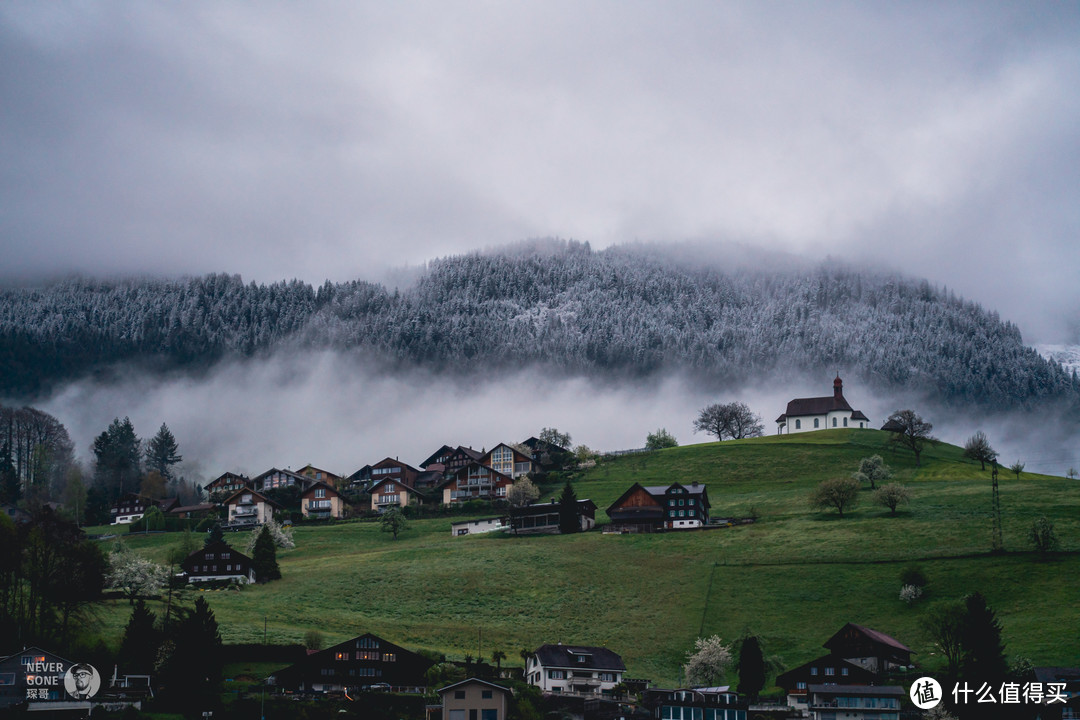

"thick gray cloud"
[2,1,1078,340]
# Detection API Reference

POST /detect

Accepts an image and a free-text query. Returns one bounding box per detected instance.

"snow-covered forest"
[1,241,1076,410]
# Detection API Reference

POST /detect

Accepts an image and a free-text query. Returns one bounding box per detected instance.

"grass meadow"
[94,429,1080,686]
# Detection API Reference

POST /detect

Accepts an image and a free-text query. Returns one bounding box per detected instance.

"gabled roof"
[608,482,711,513]
[369,476,423,495]
[371,457,421,473]
[512,499,597,517]
[522,436,569,455]
[186,540,252,564]
[296,465,344,482]
[533,644,625,672]
[823,623,913,655]
[206,471,251,489]
[436,462,513,489]
[168,502,216,515]
[420,444,457,469]
[438,678,512,695]
[221,487,284,509]
[774,654,877,690]
[252,467,313,486]
[480,443,533,463]
[301,480,340,498]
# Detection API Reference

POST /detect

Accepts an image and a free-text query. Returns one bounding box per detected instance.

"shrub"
[900,565,928,588]
[1029,516,1059,556]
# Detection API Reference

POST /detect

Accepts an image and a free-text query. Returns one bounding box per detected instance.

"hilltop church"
[776,375,869,434]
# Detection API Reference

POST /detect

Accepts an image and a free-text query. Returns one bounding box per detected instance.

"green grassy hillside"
[99,429,1080,686]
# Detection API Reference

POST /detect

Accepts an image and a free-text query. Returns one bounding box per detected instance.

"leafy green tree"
[736,635,766,702]
[145,423,182,480]
[252,525,281,581]
[646,428,679,450]
[538,427,572,450]
[557,481,580,534]
[925,600,966,676]
[810,477,859,517]
[874,482,910,515]
[1028,516,1059,556]
[885,410,937,466]
[962,431,998,470]
[119,599,159,673]
[380,507,408,540]
[852,455,892,490]
[507,477,540,507]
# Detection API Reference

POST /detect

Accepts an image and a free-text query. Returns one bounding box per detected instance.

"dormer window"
[577,655,586,663]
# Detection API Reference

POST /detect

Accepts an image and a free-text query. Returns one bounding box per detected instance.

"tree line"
[2,241,1077,411]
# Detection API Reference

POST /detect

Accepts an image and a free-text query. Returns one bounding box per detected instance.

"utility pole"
[991,461,1003,553]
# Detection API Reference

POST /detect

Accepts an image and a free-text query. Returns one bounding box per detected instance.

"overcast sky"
[2,2,1078,342]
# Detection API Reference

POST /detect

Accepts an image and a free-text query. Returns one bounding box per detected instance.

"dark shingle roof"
[534,644,625,672]
[808,684,904,697]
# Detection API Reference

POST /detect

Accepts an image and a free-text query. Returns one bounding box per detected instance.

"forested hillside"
[1,240,1077,409]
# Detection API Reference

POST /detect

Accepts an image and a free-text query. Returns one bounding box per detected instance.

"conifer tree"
[558,481,579,534]
[736,635,766,702]
[146,423,182,480]
[252,525,281,582]
[119,599,159,673]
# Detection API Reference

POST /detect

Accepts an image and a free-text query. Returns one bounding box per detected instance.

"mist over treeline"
[1,239,1077,411]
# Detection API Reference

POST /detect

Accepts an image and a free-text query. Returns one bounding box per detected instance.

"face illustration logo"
[64,664,101,700]
[910,676,942,709]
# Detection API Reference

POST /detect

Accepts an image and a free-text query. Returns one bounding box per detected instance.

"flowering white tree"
[899,584,923,605]
[245,518,294,552]
[106,544,170,603]
[684,635,732,687]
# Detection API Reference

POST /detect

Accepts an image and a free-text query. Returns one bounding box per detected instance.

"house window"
[843,417,848,427]
[810,668,818,676]
[315,488,326,498]
[357,638,380,649]
[795,419,801,429]
[335,652,348,661]
[600,673,614,682]
[825,667,835,676]
[797,682,807,690]
[481,710,497,720]
[549,670,565,679]
[455,690,466,699]
[841,667,849,676]
[577,656,586,663]
[814,418,820,428]
[222,552,231,559]
[357,651,380,660]
[383,653,396,662]
[206,554,215,560]
[481,690,493,699]
[832,417,837,427]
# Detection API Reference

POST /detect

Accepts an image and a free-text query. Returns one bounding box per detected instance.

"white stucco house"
[525,644,625,697]
[776,376,869,434]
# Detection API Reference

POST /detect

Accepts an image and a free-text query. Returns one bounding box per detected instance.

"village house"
[223,488,281,526]
[369,457,422,489]
[776,655,877,710]
[369,476,424,513]
[439,462,514,504]
[521,436,569,468]
[439,678,513,720]
[450,516,509,537]
[510,499,597,534]
[204,471,252,498]
[301,480,345,519]
[109,494,177,525]
[525,644,625,697]
[253,467,314,493]
[605,482,710,533]
[776,375,869,434]
[642,687,748,720]
[180,540,256,584]
[823,624,913,674]
[480,443,536,479]
[268,633,433,694]
[296,464,345,488]
[806,684,904,720]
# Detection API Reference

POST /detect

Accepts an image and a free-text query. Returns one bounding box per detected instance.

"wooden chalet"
[605,482,710,532]
[439,462,513,504]
[521,436,570,467]
[370,457,421,489]
[180,540,255,584]
[301,480,345,519]
[347,465,372,491]
[254,468,314,493]
[480,443,536,479]
[438,446,484,474]
[268,633,434,694]
[369,476,424,512]
[110,493,176,525]
[775,654,877,709]
[510,499,597,534]
[223,488,282,526]
[205,472,252,498]
[296,464,344,488]
[419,444,457,470]
[823,624,913,673]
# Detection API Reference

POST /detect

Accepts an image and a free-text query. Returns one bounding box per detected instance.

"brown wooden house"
[823,623,913,673]
[369,476,424,512]
[370,457,422,489]
[439,462,513,504]
[301,480,345,519]
[205,472,252,499]
[180,540,256,584]
[775,654,877,709]
[605,482,710,532]
[480,443,536,479]
[296,465,345,489]
[268,633,434,694]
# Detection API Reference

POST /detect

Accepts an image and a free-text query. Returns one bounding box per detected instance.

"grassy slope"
[96,429,1080,685]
